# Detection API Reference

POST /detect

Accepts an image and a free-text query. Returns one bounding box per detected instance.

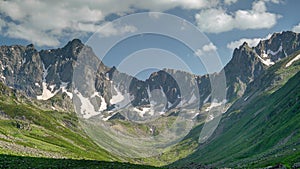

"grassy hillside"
[0,82,123,162]
[0,154,163,169]
[172,58,300,168]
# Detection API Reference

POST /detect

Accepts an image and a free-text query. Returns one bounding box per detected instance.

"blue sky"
[0,0,300,79]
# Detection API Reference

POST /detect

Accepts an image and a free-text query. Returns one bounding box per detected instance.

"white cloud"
[5,23,60,46]
[195,1,280,33]
[133,0,219,11]
[203,43,217,52]
[195,8,235,33]
[195,42,217,56]
[0,0,219,47]
[292,23,300,33]
[96,22,137,37]
[227,34,272,50]
[224,0,238,5]
[0,18,6,32]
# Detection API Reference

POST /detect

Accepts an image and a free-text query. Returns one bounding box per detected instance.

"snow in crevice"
[267,45,282,56]
[203,94,211,104]
[60,82,73,99]
[256,54,275,66]
[37,63,58,100]
[146,85,151,98]
[261,50,268,58]
[22,58,26,64]
[105,73,110,80]
[286,54,300,68]
[244,95,250,101]
[41,63,49,81]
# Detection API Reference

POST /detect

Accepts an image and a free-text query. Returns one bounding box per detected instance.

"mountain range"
[0,31,299,168]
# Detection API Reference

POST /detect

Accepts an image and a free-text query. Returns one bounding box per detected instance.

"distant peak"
[64,39,84,49]
[26,44,35,48]
[70,39,82,44]
[241,42,249,47]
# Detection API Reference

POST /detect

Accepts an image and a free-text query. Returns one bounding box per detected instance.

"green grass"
[0,154,162,169]
[172,69,300,168]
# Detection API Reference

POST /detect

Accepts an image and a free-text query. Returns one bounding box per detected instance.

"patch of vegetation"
[0,154,162,169]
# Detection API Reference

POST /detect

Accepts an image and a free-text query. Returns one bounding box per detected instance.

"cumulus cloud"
[0,0,218,47]
[96,22,137,37]
[227,34,272,50]
[195,42,217,56]
[195,0,281,33]
[292,23,300,33]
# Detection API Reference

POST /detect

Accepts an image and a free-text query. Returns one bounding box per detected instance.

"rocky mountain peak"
[62,39,84,56]
[254,31,300,65]
[26,44,35,49]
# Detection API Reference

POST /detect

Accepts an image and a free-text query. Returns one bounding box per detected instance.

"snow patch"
[133,107,151,117]
[22,58,26,64]
[35,83,40,88]
[36,82,59,100]
[286,54,300,67]
[74,89,101,119]
[110,87,124,104]
[261,51,268,58]
[110,86,125,104]
[90,91,107,111]
[99,96,107,111]
[102,111,117,121]
[257,54,275,66]
[205,100,226,112]
[192,112,199,119]
[49,84,56,92]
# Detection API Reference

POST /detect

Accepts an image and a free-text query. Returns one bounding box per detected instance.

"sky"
[1,0,300,79]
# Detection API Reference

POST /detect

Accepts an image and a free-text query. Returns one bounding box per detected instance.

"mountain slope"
[0,81,117,161]
[171,47,300,168]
